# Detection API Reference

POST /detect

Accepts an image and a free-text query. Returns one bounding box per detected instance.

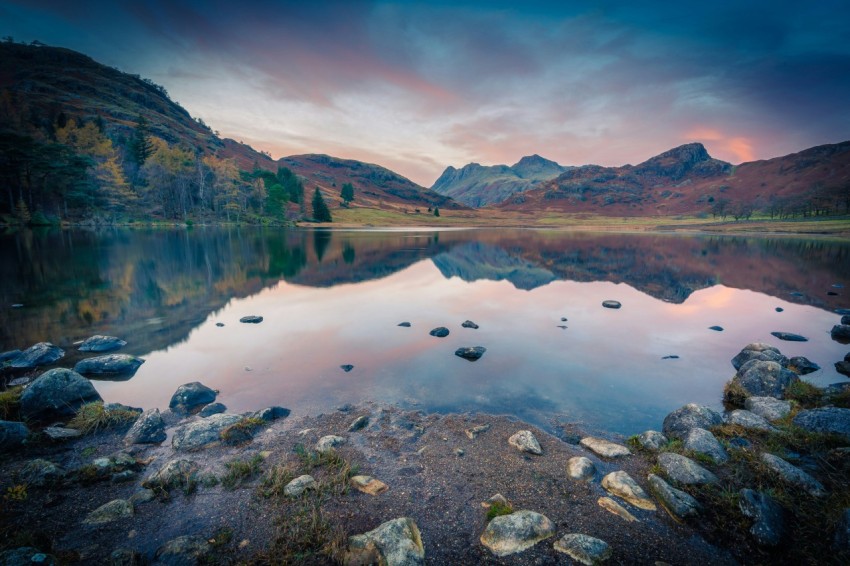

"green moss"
[485,500,514,521]
[220,417,265,445]
[0,386,23,420]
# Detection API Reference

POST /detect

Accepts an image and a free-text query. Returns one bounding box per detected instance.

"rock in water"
[252,406,290,422]
[455,346,486,361]
[462,320,479,329]
[745,397,791,421]
[837,361,850,377]
[831,325,850,343]
[240,315,263,323]
[601,471,656,510]
[566,457,596,481]
[340,364,354,372]
[284,475,316,497]
[788,356,820,375]
[397,322,411,327]
[553,534,612,564]
[73,354,144,377]
[480,510,555,557]
[648,474,700,520]
[739,489,785,546]
[662,404,723,440]
[20,368,102,421]
[124,409,166,445]
[708,325,724,331]
[199,403,227,417]
[0,420,30,451]
[508,430,542,455]
[579,437,631,458]
[793,407,850,442]
[684,428,728,463]
[731,343,788,370]
[602,300,621,309]
[169,382,217,412]
[727,360,799,400]
[0,349,21,363]
[346,517,424,566]
[429,327,449,337]
[78,335,126,352]
[10,342,64,368]
[770,331,808,342]
[657,453,718,485]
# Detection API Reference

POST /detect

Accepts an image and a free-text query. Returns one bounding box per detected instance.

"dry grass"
[221,454,264,490]
[67,402,139,434]
[0,386,23,420]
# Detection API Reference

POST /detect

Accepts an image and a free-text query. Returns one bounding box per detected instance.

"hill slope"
[431,154,569,207]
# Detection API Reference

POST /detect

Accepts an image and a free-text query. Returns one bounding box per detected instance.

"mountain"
[431,154,570,207]
[496,142,850,217]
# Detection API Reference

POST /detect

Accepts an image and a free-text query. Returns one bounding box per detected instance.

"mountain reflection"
[1,227,847,355]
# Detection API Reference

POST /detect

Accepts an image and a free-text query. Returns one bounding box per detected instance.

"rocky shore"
[2,323,850,564]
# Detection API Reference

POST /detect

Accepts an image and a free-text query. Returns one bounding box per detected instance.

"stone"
[597,497,638,522]
[429,327,449,337]
[284,474,316,497]
[465,424,490,439]
[580,437,631,458]
[602,300,621,309]
[252,406,290,422]
[398,322,411,327]
[84,499,133,525]
[154,536,211,565]
[142,459,199,492]
[553,534,612,565]
[316,434,346,453]
[508,430,542,455]
[480,510,555,557]
[455,346,486,361]
[835,508,850,551]
[461,320,479,329]
[9,342,64,368]
[788,356,820,375]
[169,382,217,413]
[349,415,369,432]
[684,428,728,464]
[601,471,656,510]
[78,335,126,352]
[20,368,102,421]
[0,548,57,566]
[745,397,792,421]
[0,349,21,363]
[648,474,700,520]
[637,430,668,451]
[74,354,144,377]
[124,409,166,445]
[662,355,679,359]
[761,453,826,496]
[844,315,850,325]
[199,402,227,417]
[725,409,777,432]
[20,459,65,487]
[731,343,788,371]
[347,517,424,565]
[0,420,29,451]
[729,360,799,399]
[340,364,354,372]
[566,457,596,481]
[351,475,389,495]
[708,325,724,331]
[215,322,224,327]
[775,307,784,312]
[240,315,263,323]
[836,361,850,377]
[172,413,243,451]
[129,489,156,506]
[838,308,850,315]
[792,407,850,441]
[739,489,785,547]
[770,331,807,342]
[8,377,29,386]
[831,325,850,342]
[662,404,723,440]
[481,493,509,509]
[657,453,718,485]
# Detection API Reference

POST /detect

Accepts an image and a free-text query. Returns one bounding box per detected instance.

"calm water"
[2,227,849,436]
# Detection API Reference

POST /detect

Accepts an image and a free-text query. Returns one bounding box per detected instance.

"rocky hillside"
[431,154,569,207]
[496,142,850,217]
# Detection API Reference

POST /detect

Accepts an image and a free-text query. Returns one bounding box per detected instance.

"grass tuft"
[67,402,139,435]
[0,386,23,420]
[220,417,265,445]
[783,381,824,408]
[486,500,514,521]
[221,454,263,490]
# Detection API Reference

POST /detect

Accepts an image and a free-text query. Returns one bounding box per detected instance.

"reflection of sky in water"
[95,257,849,436]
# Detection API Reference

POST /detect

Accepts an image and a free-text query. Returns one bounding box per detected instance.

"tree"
[311,188,332,222]
[129,115,154,167]
[340,182,355,206]
[433,207,440,217]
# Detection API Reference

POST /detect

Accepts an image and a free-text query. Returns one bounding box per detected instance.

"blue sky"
[2,0,849,185]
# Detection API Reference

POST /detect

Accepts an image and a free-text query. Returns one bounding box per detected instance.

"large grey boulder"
[728,360,799,400]
[745,397,791,421]
[731,343,788,370]
[0,420,29,451]
[78,335,126,352]
[761,453,826,497]
[480,510,555,557]
[346,517,424,565]
[739,489,785,547]
[684,428,728,464]
[20,368,102,421]
[74,354,144,377]
[725,409,777,432]
[662,404,723,440]
[657,452,718,485]
[648,474,701,520]
[169,382,217,413]
[171,413,243,451]
[553,534,612,564]
[792,407,850,442]
[124,409,166,445]
[9,342,64,368]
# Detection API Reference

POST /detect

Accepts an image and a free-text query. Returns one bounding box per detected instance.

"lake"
[2,227,848,436]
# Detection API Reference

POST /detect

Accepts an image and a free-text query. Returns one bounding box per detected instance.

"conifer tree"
[340,182,355,206]
[129,115,154,167]
[311,187,332,222]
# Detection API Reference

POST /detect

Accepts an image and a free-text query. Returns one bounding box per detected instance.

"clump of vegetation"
[722,379,749,407]
[256,500,346,564]
[209,527,233,549]
[0,386,23,420]
[220,417,265,445]
[67,402,139,434]
[485,500,514,521]
[259,464,297,499]
[783,380,824,408]
[3,484,28,501]
[221,454,263,490]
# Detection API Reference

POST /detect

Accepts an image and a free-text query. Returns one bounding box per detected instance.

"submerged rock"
[73,354,144,377]
[657,453,718,485]
[731,343,788,371]
[347,517,424,566]
[10,342,64,368]
[739,489,785,547]
[601,300,621,309]
[455,346,486,361]
[480,510,554,557]
[580,437,631,458]
[601,471,656,510]
[648,474,700,520]
[553,533,612,565]
[770,331,807,342]
[240,315,263,323]
[78,335,126,352]
[662,404,723,440]
[124,409,166,445]
[429,327,449,338]
[792,407,850,441]
[508,430,542,455]
[169,382,217,413]
[20,368,102,421]
[761,453,826,497]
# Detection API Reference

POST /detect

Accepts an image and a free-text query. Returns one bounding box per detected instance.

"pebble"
[566,457,596,481]
[553,533,612,564]
[580,437,631,458]
[601,471,656,510]
[508,430,542,455]
[597,496,638,522]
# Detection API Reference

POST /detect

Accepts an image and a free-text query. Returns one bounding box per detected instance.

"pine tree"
[312,188,332,222]
[129,115,154,167]
[340,182,355,206]
[433,207,440,217]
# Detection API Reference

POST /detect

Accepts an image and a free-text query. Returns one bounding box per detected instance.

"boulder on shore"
[346,517,424,565]
[480,510,555,557]
[20,368,102,421]
[124,409,166,445]
[10,342,64,368]
[739,489,785,547]
[553,533,612,565]
[788,356,820,375]
[727,360,799,401]
[657,453,718,485]
[171,413,243,451]
[78,335,126,352]
[662,404,722,440]
[601,471,656,510]
[648,474,700,520]
[792,407,850,442]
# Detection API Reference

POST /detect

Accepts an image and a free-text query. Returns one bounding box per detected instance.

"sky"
[2,0,850,186]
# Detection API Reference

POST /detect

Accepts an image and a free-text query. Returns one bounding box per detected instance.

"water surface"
[2,227,848,435]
